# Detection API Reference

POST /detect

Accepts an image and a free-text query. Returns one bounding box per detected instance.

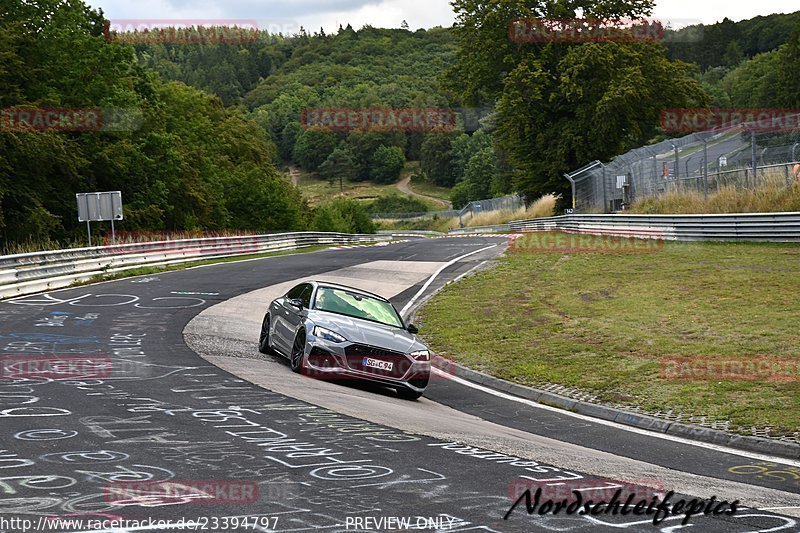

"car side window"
[285,284,306,299]
[299,285,313,308]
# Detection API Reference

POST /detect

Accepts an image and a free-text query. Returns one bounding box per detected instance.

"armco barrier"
[448,212,800,242]
[0,232,389,300]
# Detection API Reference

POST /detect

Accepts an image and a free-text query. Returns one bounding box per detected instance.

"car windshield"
[313,287,404,328]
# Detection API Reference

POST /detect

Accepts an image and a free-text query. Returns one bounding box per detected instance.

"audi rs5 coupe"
[258,281,431,400]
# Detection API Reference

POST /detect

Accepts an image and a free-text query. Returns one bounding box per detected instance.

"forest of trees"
[2,0,799,245]
[673,17,800,110]
[134,22,521,208]
[138,24,460,187]
[1,0,307,244]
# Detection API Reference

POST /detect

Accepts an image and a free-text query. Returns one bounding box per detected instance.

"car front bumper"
[302,334,430,393]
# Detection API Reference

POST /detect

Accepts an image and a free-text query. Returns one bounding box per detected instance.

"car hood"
[309,311,426,353]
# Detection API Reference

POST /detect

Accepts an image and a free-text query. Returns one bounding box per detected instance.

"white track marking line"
[432,367,800,468]
[450,260,488,285]
[400,244,498,318]
[758,506,800,511]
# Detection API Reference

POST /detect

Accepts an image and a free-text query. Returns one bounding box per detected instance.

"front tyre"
[290,329,307,374]
[258,314,274,355]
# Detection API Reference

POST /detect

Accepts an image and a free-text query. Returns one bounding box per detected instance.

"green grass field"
[417,233,800,436]
[408,173,453,203]
[295,172,401,207]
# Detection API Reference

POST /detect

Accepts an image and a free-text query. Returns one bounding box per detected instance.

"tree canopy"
[0,0,308,245]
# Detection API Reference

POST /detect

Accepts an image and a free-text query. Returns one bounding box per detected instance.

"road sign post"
[76,191,124,246]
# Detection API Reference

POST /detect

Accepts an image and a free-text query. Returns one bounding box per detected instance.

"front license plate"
[363,357,393,371]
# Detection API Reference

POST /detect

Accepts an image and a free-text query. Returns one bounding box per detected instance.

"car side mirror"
[407,324,419,335]
[288,298,304,309]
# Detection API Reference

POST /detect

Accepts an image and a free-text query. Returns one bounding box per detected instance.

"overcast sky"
[89,0,798,34]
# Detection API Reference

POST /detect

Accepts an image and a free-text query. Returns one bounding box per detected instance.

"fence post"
[601,165,608,213]
[564,173,576,210]
[751,130,757,189]
[703,140,708,200]
[673,144,680,192]
[650,155,663,196]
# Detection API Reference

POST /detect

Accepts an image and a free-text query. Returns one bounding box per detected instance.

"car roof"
[311,281,389,302]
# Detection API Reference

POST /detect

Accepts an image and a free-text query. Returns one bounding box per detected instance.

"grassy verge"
[295,171,401,207]
[417,233,800,435]
[71,245,340,287]
[630,175,800,214]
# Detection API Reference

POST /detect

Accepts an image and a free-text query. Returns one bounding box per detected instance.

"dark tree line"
[5,0,796,246]
[0,0,308,246]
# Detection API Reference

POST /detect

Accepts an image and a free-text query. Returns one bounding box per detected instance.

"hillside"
[665,12,800,70]
[135,26,473,205]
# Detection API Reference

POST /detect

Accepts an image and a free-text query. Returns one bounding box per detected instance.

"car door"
[272,284,307,353]
[282,284,312,347]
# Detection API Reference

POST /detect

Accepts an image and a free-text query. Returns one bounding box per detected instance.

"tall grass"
[461,194,558,227]
[1,238,84,257]
[630,183,800,214]
[375,194,558,232]
[0,230,264,257]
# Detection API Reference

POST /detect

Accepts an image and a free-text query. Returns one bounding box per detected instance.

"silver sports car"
[258,281,431,400]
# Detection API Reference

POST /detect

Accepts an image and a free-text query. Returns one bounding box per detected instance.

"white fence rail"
[0,232,389,300]
[449,212,800,242]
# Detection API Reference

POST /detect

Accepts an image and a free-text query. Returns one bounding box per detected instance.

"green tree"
[346,131,407,181]
[0,0,309,244]
[449,130,493,184]
[776,24,800,107]
[279,121,303,161]
[420,133,457,186]
[370,145,406,184]
[293,128,338,171]
[721,50,781,107]
[449,146,495,208]
[448,0,708,202]
[319,145,358,191]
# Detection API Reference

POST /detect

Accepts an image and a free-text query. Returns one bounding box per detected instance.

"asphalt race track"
[0,236,798,533]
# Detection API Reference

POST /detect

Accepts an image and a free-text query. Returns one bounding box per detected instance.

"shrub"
[367,193,430,214]
[311,198,376,234]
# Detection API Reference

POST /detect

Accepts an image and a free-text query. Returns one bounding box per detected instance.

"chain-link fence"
[371,194,524,222]
[566,117,800,212]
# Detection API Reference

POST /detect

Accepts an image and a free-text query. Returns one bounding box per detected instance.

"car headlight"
[410,350,430,361]
[314,326,346,343]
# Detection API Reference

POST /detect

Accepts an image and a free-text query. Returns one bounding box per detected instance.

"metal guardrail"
[0,232,390,300]
[372,194,524,221]
[445,225,512,235]
[448,212,800,242]
[377,230,444,237]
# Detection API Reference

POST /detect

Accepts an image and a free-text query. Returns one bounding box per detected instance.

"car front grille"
[344,344,411,379]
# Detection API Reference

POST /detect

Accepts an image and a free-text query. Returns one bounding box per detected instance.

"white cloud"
[299,0,456,32]
[653,0,797,24]
[88,0,796,32]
